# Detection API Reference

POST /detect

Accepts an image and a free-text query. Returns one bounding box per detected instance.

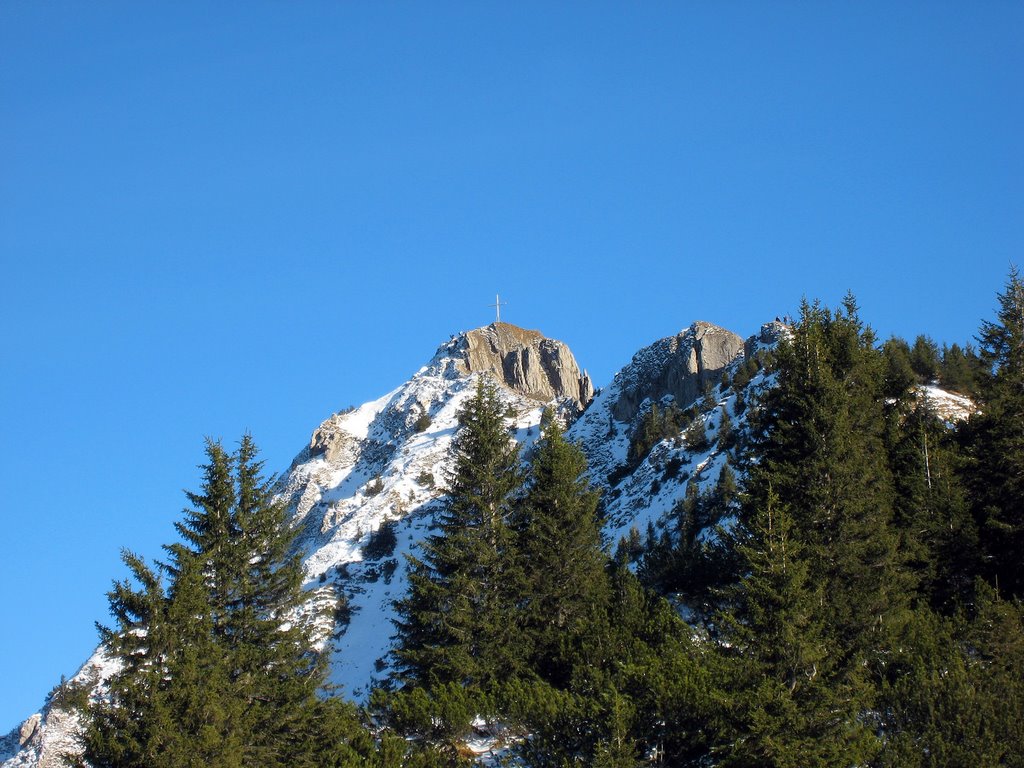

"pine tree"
[876,598,1023,767]
[884,391,977,611]
[910,335,942,383]
[715,490,876,767]
[83,552,176,768]
[728,297,907,762]
[753,298,905,642]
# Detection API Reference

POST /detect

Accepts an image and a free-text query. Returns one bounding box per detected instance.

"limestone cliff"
[448,322,594,409]
[608,321,745,424]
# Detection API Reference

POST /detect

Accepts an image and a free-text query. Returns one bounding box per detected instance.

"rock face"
[609,321,745,423]
[304,323,592,468]
[309,412,364,465]
[452,323,594,409]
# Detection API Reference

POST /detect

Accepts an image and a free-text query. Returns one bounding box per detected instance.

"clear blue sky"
[1,2,1021,728]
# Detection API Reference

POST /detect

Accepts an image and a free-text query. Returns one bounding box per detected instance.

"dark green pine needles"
[80,435,376,768]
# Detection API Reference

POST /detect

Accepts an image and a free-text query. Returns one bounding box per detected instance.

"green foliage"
[511,409,609,686]
[81,436,375,768]
[391,379,524,697]
[639,464,740,606]
[716,490,879,767]
[683,415,709,452]
[875,593,1024,767]
[363,519,399,560]
[884,389,978,611]
[731,355,760,392]
[365,475,385,497]
[939,342,984,396]
[47,675,90,712]
[910,334,942,382]
[717,407,735,450]
[743,297,906,650]
[414,412,432,433]
[882,336,917,396]
[628,402,685,467]
[962,266,1024,600]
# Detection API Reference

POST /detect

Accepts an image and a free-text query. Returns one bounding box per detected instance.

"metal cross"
[489,294,508,323]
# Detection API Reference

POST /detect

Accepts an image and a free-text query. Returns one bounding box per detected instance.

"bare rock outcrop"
[309,412,363,465]
[452,322,594,409]
[610,321,745,423]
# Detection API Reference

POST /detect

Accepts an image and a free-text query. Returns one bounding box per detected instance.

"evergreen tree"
[684,415,709,452]
[939,342,983,396]
[715,491,876,767]
[884,391,977,611]
[875,597,1024,768]
[747,297,905,635]
[881,337,916,398]
[511,409,608,686]
[909,334,941,383]
[963,266,1024,599]
[81,437,370,768]
[731,297,905,761]
[391,378,524,699]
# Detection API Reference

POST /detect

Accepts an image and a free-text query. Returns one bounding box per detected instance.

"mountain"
[1,318,972,767]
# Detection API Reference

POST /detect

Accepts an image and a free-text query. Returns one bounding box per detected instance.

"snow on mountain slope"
[273,324,592,698]
[568,321,784,542]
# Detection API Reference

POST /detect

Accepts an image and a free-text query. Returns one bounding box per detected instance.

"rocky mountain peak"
[447,322,594,410]
[608,321,745,424]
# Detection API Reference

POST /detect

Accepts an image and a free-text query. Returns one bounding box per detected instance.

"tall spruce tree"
[884,390,977,611]
[750,297,905,640]
[81,436,369,768]
[963,266,1024,599]
[715,490,876,767]
[729,297,906,763]
[511,409,608,686]
[391,378,524,698]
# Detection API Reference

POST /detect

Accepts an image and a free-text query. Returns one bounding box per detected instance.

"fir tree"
[391,378,524,698]
[963,266,1024,599]
[728,297,907,762]
[511,409,608,686]
[81,436,369,768]
[884,390,977,611]
[715,490,876,767]
[910,334,941,383]
[746,298,906,648]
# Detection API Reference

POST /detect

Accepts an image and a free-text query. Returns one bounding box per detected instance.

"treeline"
[65,270,1024,766]
[881,333,986,397]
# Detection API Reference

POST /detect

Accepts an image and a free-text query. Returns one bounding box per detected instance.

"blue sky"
[1,2,1021,728]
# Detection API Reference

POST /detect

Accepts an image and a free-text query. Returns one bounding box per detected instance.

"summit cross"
[489,294,508,323]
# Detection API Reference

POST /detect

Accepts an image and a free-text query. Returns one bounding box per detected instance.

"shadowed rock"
[610,321,745,423]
